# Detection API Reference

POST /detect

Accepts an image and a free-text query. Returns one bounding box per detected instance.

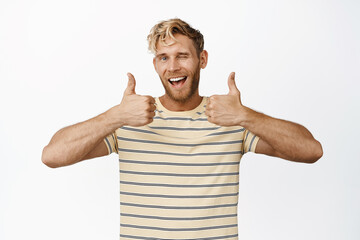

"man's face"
[153,34,207,103]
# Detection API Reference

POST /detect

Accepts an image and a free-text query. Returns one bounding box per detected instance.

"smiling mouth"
[168,76,187,88]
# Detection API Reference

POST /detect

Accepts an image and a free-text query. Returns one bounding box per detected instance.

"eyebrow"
[177,52,190,56]
[155,53,167,58]
[156,52,190,58]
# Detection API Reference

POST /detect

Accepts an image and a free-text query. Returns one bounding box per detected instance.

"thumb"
[124,72,136,95]
[227,72,239,95]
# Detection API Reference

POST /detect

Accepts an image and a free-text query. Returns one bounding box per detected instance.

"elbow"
[304,140,323,164]
[41,146,61,168]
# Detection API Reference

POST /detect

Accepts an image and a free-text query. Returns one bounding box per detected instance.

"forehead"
[156,34,196,55]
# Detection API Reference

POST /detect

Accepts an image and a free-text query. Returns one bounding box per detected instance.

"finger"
[147,118,154,124]
[208,95,216,103]
[205,109,210,117]
[148,103,156,112]
[143,95,156,104]
[227,72,240,95]
[149,97,155,104]
[124,72,136,95]
[149,111,155,118]
[151,104,157,112]
[207,95,215,108]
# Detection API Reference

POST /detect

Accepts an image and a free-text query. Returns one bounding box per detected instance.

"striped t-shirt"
[104,96,259,240]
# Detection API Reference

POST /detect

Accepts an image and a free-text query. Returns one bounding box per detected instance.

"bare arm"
[42,111,118,168]
[205,72,323,163]
[42,73,156,168]
[240,107,322,163]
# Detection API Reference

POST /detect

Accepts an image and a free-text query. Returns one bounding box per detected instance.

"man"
[42,18,322,239]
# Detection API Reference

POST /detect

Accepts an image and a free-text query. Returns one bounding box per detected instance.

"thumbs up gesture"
[110,73,156,127]
[205,72,246,126]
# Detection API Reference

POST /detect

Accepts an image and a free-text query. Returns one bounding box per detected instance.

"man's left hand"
[205,72,247,126]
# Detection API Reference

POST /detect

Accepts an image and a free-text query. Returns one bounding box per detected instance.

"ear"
[199,50,208,69]
[153,57,158,73]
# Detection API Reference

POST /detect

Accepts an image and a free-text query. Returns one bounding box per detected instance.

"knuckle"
[210,95,219,101]
[140,119,149,125]
[145,104,156,112]
[143,95,155,103]
[145,105,152,111]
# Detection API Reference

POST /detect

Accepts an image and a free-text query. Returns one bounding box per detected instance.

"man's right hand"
[109,72,156,127]
[42,73,156,168]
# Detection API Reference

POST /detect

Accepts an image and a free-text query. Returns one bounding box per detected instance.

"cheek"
[181,64,193,74]
[188,65,200,77]
[155,65,166,76]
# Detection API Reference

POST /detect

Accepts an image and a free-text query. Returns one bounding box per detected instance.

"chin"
[166,92,192,103]
[167,86,199,103]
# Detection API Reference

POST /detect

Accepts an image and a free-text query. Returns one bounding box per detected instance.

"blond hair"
[147,18,204,56]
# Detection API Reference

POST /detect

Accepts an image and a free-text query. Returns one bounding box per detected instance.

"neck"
[159,93,203,111]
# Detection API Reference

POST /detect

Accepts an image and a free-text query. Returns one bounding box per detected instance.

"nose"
[168,58,181,72]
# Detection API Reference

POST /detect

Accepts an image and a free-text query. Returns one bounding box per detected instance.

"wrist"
[237,106,257,127]
[102,106,124,131]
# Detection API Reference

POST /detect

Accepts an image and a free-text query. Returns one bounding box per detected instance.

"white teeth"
[169,76,186,82]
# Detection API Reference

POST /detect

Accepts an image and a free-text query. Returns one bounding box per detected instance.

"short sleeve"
[242,129,260,154]
[103,132,118,154]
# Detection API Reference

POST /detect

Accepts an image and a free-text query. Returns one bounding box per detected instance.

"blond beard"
[160,65,200,103]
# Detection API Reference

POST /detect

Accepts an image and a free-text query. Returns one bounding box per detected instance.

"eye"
[178,55,188,59]
[161,56,167,61]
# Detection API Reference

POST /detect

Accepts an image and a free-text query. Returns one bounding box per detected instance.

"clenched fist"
[107,73,156,128]
[205,72,247,126]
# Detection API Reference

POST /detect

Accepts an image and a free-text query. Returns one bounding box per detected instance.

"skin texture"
[153,34,208,111]
[42,34,323,168]
[41,73,155,168]
[205,72,323,163]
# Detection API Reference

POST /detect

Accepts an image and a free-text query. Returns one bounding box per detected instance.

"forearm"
[240,107,323,162]
[42,87,156,168]
[205,73,322,162]
[42,109,121,168]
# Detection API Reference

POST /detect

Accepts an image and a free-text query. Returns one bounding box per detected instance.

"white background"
[1,0,359,239]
